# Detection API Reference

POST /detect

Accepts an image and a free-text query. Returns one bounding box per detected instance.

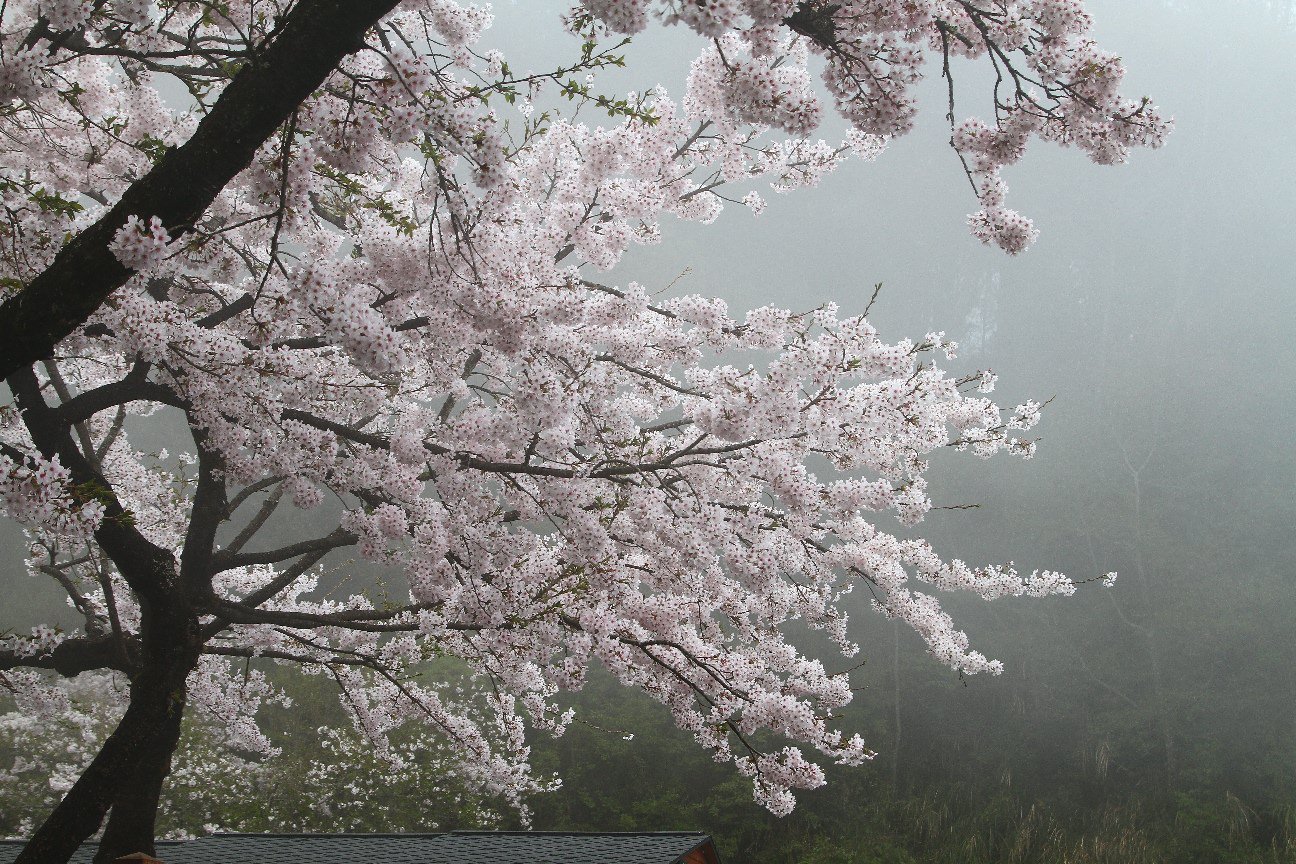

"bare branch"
[212,526,358,572]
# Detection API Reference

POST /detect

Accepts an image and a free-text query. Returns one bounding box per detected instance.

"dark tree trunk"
[8,367,204,864]
[12,637,197,864]
[11,545,202,864]
[0,5,407,855]
[93,654,192,862]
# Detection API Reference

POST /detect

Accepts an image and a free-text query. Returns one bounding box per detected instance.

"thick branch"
[179,434,226,590]
[53,369,181,425]
[204,643,375,667]
[207,599,483,633]
[0,634,140,677]
[0,0,402,379]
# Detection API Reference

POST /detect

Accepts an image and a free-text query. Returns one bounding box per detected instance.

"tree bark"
[7,371,202,864]
[2,3,402,847]
[12,628,199,864]
[93,653,192,863]
[0,0,402,381]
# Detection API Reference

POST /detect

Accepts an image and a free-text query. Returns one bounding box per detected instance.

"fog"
[4,1,1295,859]
[488,1,1296,855]
[487,0,1296,713]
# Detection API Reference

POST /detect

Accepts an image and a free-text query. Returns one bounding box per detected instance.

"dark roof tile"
[2,831,717,864]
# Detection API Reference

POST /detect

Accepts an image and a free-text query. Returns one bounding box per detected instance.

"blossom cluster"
[584,0,1171,252]
[109,215,171,272]
[0,453,104,538]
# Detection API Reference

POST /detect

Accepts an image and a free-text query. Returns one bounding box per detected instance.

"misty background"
[3,1,1294,861]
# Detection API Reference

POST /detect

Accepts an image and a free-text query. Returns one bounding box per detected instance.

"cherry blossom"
[108,216,171,273]
[0,1,1160,861]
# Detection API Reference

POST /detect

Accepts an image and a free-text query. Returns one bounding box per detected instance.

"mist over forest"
[2,1,1294,862]
[517,2,1296,858]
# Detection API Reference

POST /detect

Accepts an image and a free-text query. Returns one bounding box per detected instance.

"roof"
[1,831,721,864]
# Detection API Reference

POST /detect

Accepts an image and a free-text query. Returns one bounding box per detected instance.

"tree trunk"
[15,607,200,864]
[94,684,188,863]
[7,359,207,864]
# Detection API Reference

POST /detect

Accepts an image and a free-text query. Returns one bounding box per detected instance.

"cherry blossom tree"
[0,1,1166,862]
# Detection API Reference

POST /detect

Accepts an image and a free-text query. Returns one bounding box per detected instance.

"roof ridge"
[206,833,447,838]
[447,831,708,837]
